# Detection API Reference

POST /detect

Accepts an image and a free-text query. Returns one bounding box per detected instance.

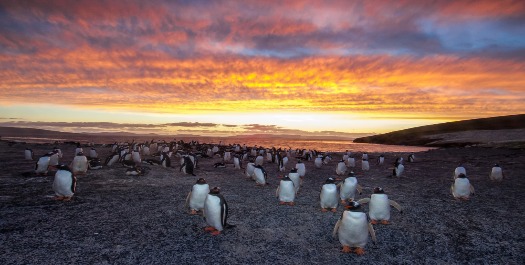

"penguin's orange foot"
[210,230,221,236]
[204,226,217,232]
[381,220,390,225]
[62,196,72,202]
[189,210,198,215]
[354,247,365,255]
[342,246,352,253]
[54,196,64,201]
[370,220,378,225]
[321,208,328,212]
[279,201,286,205]
[331,208,337,212]
[288,202,295,206]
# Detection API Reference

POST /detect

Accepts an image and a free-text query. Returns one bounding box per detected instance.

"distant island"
[353,114,525,148]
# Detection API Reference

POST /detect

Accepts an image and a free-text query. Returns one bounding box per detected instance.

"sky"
[0,0,524,137]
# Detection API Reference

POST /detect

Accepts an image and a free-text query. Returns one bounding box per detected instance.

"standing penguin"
[180,156,196,176]
[288,168,301,194]
[358,187,403,225]
[391,161,404,178]
[203,187,232,236]
[245,162,256,179]
[489,164,504,181]
[295,160,306,178]
[361,159,370,171]
[52,164,76,201]
[320,177,339,212]
[223,151,232,162]
[314,156,323,168]
[70,152,88,175]
[255,155,264,166]
[347,156,356,168]
[24,148,34,160]
[185,178,210,214]
[377,154,385,165]
[48,150,60,169]
[408,153,415,163]
[253,165,268,186]
[336,159,348,176]
[454,164,467,179]
[451,173,475,200]
[338,172,362,204]
[276,175,296,205]
[35,153,52,175]
[233,155,242,170]
[89,148,98,159]
[333,201,376,255]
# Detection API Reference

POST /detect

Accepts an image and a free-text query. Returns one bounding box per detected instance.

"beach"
[1,140,524,264]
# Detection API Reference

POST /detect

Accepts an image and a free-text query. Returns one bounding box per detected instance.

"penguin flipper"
[184,192,191,208]
[358,198,370,204]
[368,223,377,243]
[357,184,363,194]
[389,200,403,213]
[332,219,341,238]
[470,185,475,195]
[275,187,279,197]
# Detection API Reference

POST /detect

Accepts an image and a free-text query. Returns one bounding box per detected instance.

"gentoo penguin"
[203,187,232,235]
[104,152,120,166]
[282,155,289,169]
[71,152,88,175]
[180,156,196,176]
[288,168,301,194]
[338,172,362,204]
[358,187,403,225]
[336,160,348,176]
[255,155,264,166]
[74,144,83,157]
[223,151,232,162]
[125,166,144,176]
[24,148,34,160]
[233,155,242,169]
[454,164,467,179]
[320,177,339,212]
[489,164,504,181]
[131,150,141,164]
[88,158,103,170]
[160,152,171,168]
[245,162,256,179]
[213,162,226,168]
[323,155,332,165]
[361,159,370,171]
[52,164,76,201]
[377,155,385,165]
[314,156,323,168]
[295,160,306,178]
[89,148,98,159]
[276,175,296,205]
[253,165,268,186]
[392,162,404,178]
[408,153,415,163]
[451,173,475,200]
[333,201,376,255]
[48,150,60,168]
[35,153,52,175]
[185,178,210,214]
[347,156,356,168]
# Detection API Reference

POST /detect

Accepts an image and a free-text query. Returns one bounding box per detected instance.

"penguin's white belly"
[278,181,295,202]
[288,172,301,193]
[395,164,404,177]
[453,179,471,197]
[490,168,503,181]
[314,158,323,168]
[233,157,240,169]
[204,195,224,231]
[296,164,306,177]
[338,211,369,248]
[246,163,255,178]
[24,150,33,160]
[340,178,358,200]
[72,157,88,173]
[255,156,264,166]
[336,163,347,175]
[266,153,272,161]
[254,168,266,184]
[347,158,355,167]
[49,154,59,166]
[362,161,370,171]
[89,150,98,158]
[132,152,141,163]
[320,184,338,208]
[369,194,391,221]
[142,147,150,156]
[107,156,119,166]
[379,157,384,165]
[189,184,210,210]
[35,157,50,174]
[282,157,288,167]
[224,152,231,161]
[53,170,74,197]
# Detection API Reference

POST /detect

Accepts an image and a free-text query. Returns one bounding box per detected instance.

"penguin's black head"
[373,187,385,194]
[210,187,221,194]
[283,175,291,181]
[290,168,298,173]
[348,171,355,177]
[52,149,59,154]
[345,201,362,211]
[458,173,467,179]
[494,163,500,167]
[363,158,368,161]
[77,152,84,156]
[57,164,70,171]
[196,178,207,184]
[325,177,335,184]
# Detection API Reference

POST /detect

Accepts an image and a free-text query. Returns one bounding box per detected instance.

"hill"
[353,114,525,148]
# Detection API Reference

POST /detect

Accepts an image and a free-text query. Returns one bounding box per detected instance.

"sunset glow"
[1,0,524,137]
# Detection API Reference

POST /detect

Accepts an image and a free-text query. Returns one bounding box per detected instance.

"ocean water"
[4,135,434,153]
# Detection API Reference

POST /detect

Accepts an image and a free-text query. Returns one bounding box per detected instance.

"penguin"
[35,153,52,175]
[320,177,339,212]
[71,152,89,175]
[245,162,256,179]
[185,178,210,214]
[48,150,60,168]
[333,201,376,255]
[88,158,103,170]
[361,159,370,171]
[288,168,301,194]
[451,173,475,200]
[338,172,362,204]
[276,175,296,205]
[253,165,268,186]
[213,162,226,168]
[89,148,98,159]
[392,162,404,178]
[104,152,120,166]
[336,160,348,176]
[454,164,467,179]
[362,153,368,160]
[255,155,264,166]
[131,150,141,164]
[358,187,403,225]
[489,164,504,181]
[24,148,34,160]
[223,151,232,162]
[282,156,289,169]
[314,156,323,168]
[52,164,76,201]
[74,144,83,157]
[408,153,415,163]
[180,156,196,176]
[377,155,385,165]
[142,145,151,156]
[160,152,171,168]
[203,187,232,235]
[347,156,355,168]
[323,155,332,165]
[295,160,306,178]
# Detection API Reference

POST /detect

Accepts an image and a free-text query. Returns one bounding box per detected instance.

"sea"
[3,135,435,153]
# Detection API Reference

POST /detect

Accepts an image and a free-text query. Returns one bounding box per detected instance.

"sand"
[1,140,524,264]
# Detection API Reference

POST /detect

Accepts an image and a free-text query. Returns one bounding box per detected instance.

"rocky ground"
[0,141,524,264]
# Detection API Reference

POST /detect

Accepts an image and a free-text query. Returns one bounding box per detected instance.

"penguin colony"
[22,139,505,255]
